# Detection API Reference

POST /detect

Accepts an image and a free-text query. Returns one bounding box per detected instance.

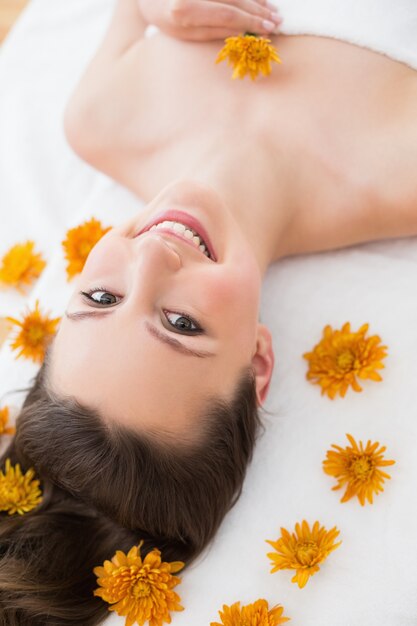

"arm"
[63,0,282,157]
[63,0,148,148]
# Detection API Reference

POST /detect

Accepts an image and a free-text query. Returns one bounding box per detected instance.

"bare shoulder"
[281,87,417,258]
[63,39,150,167]
[62,32,226,190]
[62,33,210,180]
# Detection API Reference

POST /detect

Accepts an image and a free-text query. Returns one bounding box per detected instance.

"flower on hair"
[210,598,290,625]
[266,520,342,589]
[216,33,281,80]
[6,299,61,363]
[0,406,15,437]
[93,540,184,626]
[62,217,112,280]
[0,240,46,293]
[303,322,388,399]
[0,458,43,515]
[323,433,395,505]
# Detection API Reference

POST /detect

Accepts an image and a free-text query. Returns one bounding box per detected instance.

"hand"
[137,0,282,42]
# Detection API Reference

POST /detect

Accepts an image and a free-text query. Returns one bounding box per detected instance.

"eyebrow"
[64,309,215,359]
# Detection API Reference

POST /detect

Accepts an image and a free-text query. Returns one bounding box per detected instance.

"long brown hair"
[0,351,262,625]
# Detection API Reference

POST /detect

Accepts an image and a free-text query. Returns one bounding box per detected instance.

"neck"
[180,134,294,276]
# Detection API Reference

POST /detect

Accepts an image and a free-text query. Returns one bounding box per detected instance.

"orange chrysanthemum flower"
[0,458,43,515]
[93,541,184,626]
[62,217,112,280]
[0,406,15,437]
[0,240,46,294]
[323,433,395,505]
[266,520,342,588]
[211,598,290,625]
[6,299,61,363]
[303,322,388,399]
[216,33,281,80]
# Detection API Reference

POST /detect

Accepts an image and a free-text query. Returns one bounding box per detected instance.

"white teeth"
[146,220,211,259]
[173,222,186,233]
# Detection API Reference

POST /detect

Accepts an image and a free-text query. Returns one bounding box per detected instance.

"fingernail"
[270,12,282,24]
[262,19,276,31]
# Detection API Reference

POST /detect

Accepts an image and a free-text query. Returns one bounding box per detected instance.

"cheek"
[80,235,128,278]
[199,259,261,318]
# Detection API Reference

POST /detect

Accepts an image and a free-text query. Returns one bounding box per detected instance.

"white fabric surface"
[276,0,417,70]
[0,1,417,625]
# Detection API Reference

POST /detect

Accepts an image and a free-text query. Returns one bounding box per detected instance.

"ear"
[251,324,275,407]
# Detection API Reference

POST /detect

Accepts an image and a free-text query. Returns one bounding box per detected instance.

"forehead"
[48,312,243,441]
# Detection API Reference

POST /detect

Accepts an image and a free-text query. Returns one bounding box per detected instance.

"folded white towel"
[274,0,417,70]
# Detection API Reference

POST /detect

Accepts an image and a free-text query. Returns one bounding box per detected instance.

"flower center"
[244,41,266,61]
[132,579,152,599]
[336,350,355,370]
[350,455,373,480]
[28,323,45,345]
[295,541,319,566]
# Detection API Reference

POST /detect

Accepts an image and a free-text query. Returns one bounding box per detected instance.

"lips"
[134,209,217,262]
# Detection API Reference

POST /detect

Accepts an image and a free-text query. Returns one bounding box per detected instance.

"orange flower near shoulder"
[266,520,342,588]
[0,406,15,437]
[93,541,184,626]
[0,458,43,515]
[62,217,112,280]
[6,299,61,363]
[303,322,388,399]
[0,241,46,293]
[211,598,290,625]
[216,33,281,80]
[323,433,395,505]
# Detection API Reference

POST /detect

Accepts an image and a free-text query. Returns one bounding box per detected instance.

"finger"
[166,25,242,41]
[172,0,282,35]
[204,0,280,23]
[164,23,278,42]
[254,0,277,7]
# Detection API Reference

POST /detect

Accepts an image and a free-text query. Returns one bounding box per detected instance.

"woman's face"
[49,180,270,444]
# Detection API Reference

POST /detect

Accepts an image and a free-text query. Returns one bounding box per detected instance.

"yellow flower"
[6,299,61,363]
[93,541,184,626]
[303,322,388,399]
[0,240,46,294]
[211,598,290,625]
[0,406,15,436]
[266,520,342,589]
[62,217,112,280]
[216,33,281,80]
[0,458,43,515]
[323,433,395,505]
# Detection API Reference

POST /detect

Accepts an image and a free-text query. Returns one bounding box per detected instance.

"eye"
[164,311,203,335]
[80,287,120,306]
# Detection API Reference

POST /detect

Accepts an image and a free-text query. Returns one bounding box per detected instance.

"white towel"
[275,0,417,70]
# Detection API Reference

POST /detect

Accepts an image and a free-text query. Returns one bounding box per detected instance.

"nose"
[133,232,182,273]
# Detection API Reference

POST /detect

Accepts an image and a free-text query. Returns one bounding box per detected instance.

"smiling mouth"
[135,213,217,261]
